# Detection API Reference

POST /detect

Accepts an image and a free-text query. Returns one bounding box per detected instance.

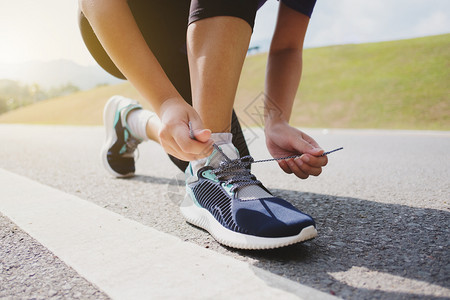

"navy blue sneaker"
[181,143,317,250]
[101,96,143,178]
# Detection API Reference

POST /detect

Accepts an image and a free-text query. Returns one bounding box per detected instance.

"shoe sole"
[100,96,134,178]
[180,191,318,250]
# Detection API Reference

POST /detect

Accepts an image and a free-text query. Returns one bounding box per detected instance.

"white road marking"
[0,169,335,300]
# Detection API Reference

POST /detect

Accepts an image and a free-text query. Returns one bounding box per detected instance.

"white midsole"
[180,190,317,250]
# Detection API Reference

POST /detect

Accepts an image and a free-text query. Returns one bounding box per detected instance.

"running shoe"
[101,96,143,178]
[181,143,317,250]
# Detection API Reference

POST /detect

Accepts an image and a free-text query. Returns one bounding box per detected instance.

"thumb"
[306,147,324,156]
[188,117,211,143]
[293,138,324,157]
[193,128,212,143]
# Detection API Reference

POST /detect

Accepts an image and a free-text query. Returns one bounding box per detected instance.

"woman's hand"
[158,97,213,161]
[265,120,327,179]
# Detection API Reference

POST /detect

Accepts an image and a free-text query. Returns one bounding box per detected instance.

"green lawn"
[1,34,449,130]
[236,34,450,130]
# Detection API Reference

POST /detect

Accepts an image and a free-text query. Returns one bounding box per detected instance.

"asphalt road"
[0,124,449,299]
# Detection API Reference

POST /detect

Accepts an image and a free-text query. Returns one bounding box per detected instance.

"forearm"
[263,3,309,128]
[79,0,180,115]
[264,48,302,126]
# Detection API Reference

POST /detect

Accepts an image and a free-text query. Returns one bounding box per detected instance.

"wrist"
[264,114,288,128]
[264,117,289,136]
[263,97,291,129]
[155,96,185,118]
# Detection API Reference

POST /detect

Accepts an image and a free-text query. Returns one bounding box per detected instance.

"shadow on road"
[239,188,450,299]
[130,174,449,299]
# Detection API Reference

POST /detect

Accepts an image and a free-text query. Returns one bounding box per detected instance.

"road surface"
[0,124,449,299]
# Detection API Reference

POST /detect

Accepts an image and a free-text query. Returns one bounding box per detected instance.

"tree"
[47,83,80,99]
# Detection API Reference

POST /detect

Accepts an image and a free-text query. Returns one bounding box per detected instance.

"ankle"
[210,132,232,145]
[126,109,156,141]
[145,114,161,143]
[190,132,236,175]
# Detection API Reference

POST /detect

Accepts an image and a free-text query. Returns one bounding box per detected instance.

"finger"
[302,132,321,148]
[295,158,322,176]
[291,137,323,157]
[161,134,194,160]
[307,147,325,157]
[161,142,181,160]
[174,125,214,156]
[178,138,214,157]
[193,129,212,143]
[159,122,212,159]
[174,126,214,159]
[278,160,293,174]
[300,154,328,167]
[189,114,212,143]
[286,158,309,179]
[298,132,324,156]
[164,141,211,161]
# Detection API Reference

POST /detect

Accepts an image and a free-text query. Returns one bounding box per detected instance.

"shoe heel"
[100,96,133,178]
[180,192,191,208]
[180,189,207,227]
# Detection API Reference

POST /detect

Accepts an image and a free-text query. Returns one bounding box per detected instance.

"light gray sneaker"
[100,96,143,178]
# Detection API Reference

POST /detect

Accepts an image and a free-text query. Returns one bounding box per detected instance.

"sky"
[0,0,449,66]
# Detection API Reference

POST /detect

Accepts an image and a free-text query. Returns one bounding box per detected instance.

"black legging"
[79,0,260,171]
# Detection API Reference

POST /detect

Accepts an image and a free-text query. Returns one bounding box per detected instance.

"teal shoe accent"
[201,169,218,182]
[101,96,143,177]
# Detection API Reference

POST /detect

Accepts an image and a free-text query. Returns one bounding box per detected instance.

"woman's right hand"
[157,97,213,161]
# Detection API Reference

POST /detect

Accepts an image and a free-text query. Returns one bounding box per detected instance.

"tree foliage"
[0,80,80,114]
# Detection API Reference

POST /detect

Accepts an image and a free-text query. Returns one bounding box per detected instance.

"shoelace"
[189,122,343,192]
[212,150,260,192]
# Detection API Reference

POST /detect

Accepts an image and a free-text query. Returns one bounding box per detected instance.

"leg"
[79,0,252,171]
[187,16,251,133]
[187,0,259,159]
[182,3,317,248]
[78,10,125,80]
[79,0,192,171]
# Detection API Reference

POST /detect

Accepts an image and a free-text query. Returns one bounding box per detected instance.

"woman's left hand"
[265,121,328,179]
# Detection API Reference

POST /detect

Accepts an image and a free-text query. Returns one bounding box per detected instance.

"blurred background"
[0,0,449,129]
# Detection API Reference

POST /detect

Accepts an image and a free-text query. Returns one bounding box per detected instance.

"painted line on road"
[0,168,336,300]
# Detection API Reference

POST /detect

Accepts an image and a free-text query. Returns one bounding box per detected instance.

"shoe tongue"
[207,143,239,168]
[207,143,273,200]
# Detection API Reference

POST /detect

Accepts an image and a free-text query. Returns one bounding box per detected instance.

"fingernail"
[302,155,310,163]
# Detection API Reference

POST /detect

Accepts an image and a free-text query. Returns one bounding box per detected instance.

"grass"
[0,82,150,126]
[236,34,450,130]
[1,34,449,130]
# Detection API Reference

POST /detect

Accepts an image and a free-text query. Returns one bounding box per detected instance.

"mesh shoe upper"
[186,145,315,238]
